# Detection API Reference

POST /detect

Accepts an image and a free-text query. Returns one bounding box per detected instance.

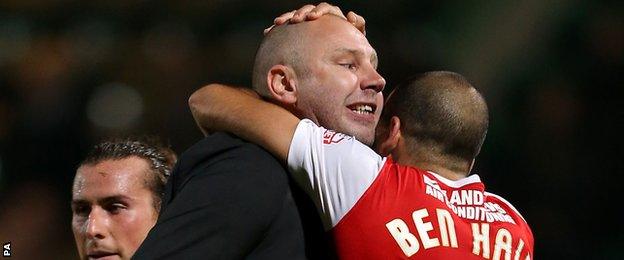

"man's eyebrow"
[72,195,134,206]
[333,48,363,58]
[100,195,133,204]
[71,199,88,206]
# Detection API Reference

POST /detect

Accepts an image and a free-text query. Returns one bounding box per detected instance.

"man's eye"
[339,63,357,70]
[105,203,127,214]
[72,205,90,216]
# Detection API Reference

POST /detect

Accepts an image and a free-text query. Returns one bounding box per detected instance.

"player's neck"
[391,141,472,181]
[392,153,469,181]
[414,162,467,181]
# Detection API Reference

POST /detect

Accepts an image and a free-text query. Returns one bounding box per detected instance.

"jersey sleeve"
[287,119,386,229]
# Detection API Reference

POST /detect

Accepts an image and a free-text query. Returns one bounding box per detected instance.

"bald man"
[249,14,384,146]
[133,6,378,260]
[190,71,534,259]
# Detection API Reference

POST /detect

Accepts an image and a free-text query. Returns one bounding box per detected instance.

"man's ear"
[267,64,298,104]
[377,116,401,156]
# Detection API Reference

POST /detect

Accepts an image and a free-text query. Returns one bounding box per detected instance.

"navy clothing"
[133,133,306,259]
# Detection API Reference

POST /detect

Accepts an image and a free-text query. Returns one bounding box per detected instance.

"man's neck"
[392,154,469,181]
[414,162,468,181]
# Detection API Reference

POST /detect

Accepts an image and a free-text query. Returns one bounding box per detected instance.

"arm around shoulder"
[188,83,300,163]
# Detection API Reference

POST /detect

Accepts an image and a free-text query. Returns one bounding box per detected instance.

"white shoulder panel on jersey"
[287,119,386,229]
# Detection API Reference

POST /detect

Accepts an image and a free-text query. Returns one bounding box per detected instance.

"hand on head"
[264,2,366,35]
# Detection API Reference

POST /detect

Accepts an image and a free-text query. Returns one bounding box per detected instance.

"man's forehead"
[305,17,376,54]
[72,173,148,202]
[76,157,149,179]
[72,159,149,197]
[305,15,368,41]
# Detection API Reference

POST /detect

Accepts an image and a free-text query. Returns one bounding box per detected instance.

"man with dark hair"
[189,71,534,259]
[71,138,176,260]
[375,71,490,178]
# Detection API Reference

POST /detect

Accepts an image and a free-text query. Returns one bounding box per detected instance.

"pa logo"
[2,242,10,257]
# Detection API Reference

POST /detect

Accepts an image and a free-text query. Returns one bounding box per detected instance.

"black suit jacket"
[133,132,306,259]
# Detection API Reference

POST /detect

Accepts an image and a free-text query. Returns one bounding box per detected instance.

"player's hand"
[263,3,366,35]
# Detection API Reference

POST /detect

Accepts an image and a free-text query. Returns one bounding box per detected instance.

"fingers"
[265,8,298,35]
[264,3,365,35]
[288,2,347,23]
[263,25,276,35]
[306,2,346,20]
[346,11,366,35]
[274,10,297,25]
[289,4,316,23]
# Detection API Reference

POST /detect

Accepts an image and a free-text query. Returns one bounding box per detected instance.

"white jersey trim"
[427,171,482,188]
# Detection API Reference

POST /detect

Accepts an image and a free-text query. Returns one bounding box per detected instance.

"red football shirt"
[288,120,533,259]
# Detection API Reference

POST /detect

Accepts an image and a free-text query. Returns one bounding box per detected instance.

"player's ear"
[267,64,298,104]
[376,116,401,156]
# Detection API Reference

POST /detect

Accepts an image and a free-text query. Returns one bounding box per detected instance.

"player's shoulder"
[200,132,280,162]
[296,119,354,144]
[177,132,286,182]
[485,191,534,246]
[484,191,529,225]
[297,119,374,149]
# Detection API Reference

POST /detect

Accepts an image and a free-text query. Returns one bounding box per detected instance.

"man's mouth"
[347,103,376,115]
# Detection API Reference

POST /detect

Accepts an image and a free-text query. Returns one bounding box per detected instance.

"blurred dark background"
[0,0,621,259]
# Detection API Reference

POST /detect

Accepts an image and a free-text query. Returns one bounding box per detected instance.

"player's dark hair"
[381,71,489,171]
[79,137,176,212]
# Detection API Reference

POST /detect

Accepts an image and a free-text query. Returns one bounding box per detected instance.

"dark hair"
[381,71,489,170]
[79,137,176,212]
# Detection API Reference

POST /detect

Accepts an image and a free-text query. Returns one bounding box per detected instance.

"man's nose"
[85,208,107,239]
[361,65,386,93]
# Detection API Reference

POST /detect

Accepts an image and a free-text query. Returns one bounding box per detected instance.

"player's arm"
[188,84,299,162]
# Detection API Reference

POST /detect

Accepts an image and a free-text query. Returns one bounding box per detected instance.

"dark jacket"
[133,132,306,259]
